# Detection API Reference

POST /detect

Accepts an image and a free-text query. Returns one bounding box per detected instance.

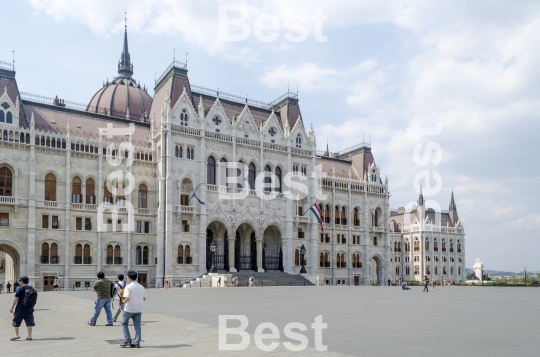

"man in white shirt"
[120,270,146,348]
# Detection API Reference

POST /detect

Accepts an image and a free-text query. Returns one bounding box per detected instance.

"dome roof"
[86,24,152,121]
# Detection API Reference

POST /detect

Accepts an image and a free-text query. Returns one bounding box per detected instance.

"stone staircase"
[181,270,315,288]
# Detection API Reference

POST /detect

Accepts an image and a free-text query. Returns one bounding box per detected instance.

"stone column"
[198,129,207,276]
[27,122,36,285]
[64,137,71,288]
[97,138,103,271]
[228,233,236,272]
[256,236,264,272]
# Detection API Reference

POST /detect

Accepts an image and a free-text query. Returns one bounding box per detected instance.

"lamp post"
[524,267,526,286]
[209,240,217,273]
[299,244,307,274]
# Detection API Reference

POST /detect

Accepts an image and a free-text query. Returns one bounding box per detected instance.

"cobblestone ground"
[0,291,348,356]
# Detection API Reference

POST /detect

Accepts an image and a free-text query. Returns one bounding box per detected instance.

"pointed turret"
[449,190,458,226]
[117,17,134,79]
[417,186,425,206]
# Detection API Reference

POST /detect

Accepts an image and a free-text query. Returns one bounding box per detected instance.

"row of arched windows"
[206,157,283,192]
[399,238,462,253]
[39,242,151,265]
[319,252,362,268]
[396,265,462,276]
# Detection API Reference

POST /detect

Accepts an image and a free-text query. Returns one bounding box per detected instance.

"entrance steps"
[181,270,315,288]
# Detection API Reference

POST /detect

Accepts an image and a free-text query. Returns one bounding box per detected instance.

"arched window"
[374,237,378,246]
[295,134,302,148]
[335,206,340,225]
[442,241,446,252]
[434,239,438,252]
[114,245,121,264]
[319,252,330,267]
[0,167,13,196]
[138,184,148,208]
[405,240,410,252]
[435,266,438,275]
[86,178,95,204]
[72,177,82,203]
[185,245,191,264]
[457,241,461,252]
[136,246,149,265]
[274,167,282,193]
[450,266,454,275]
[395,266,400,275]
[414,240,420,251]
[177,244,184,264]
[187,147,194,160]
[450,242,454,252]
[220,158,229,187]
[443,266,447,275]
[75,243,82,264]
[0,110,3,122]
[83,244,91,264]
[175,145,183,158]
[103,180,113,203]
[180,109,188,126]
[337,252,346,268]
[264,165,272,193]
[6,112,12,124]
[353,207,360,226]
[41,242,50,264]
[426,265,431,274]
[341,207,347,225]
[425,240,430,251]
[45,173,57,201]
[324,205,330,224]
[458,267,461,275]
[405,266,410,275]
[207,157,216,185]
[294,249,300,266]
[248,163,256,190]
[115,180,125,204]
[352,253,361,268]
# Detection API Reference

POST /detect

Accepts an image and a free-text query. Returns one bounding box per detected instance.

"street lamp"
[299,244,307,274]
[209,240,217,273]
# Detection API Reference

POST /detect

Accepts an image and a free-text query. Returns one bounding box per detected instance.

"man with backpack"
[113,274,127,323]
[88,271,114,326]
[9,276,37,341]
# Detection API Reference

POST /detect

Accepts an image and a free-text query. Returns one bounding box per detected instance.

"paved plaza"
[1,286,539,356]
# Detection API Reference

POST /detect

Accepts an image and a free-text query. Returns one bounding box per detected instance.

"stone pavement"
[0,291,349,356]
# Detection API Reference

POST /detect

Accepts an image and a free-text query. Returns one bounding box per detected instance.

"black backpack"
[22,286,38,308]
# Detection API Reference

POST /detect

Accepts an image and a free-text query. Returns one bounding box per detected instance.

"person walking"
[431,277,436,290]
[163,277,169,289]
[120,270,147,348]
[88,271,114,326]
[53,277,59,291]
[9,276,37,341]
[423,276,429,292]
[13,281,19,291]
[113,274,127,323]
[217,277,221,287]
[249,275,254,287]
[6,282,11,293]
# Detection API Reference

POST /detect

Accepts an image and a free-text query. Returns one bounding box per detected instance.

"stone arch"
[262,224,283,271]
[207,220,230,271]
[370,254,384,285]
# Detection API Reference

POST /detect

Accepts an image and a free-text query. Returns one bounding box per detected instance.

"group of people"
[88,271,147,348]
[214,275,255,287]
[4,280,19,293]
[395,276,457,292]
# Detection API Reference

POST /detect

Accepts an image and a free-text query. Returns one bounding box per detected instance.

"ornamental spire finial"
[449,190,457,211]
[118,12,133,78]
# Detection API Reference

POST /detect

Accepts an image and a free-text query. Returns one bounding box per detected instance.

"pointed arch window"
[336,252,346,268]
[220,158,229,187]
[72,177,82,203]
[0,167,13,196]
[294,249,300,266]
[295,134,302,148]
[175,145,183,158]
[274,167,282,193]
[352,253,361,268]
[264,165,272,193]
[86,178,95,204]
[319,251,330,268]
[180,109,188,126]
[177,244,184,264]
[45,173,57,201]
[0,110,3,122]
[187,147,194,160]
[6,112,12,124]
[324,205,330,224]
[207,157,216,185]
[341,206,347,225]
[353,207,360,226]
[138,184,148,208]
[136,245,149,265]
[248,163,256,190]
[103,180,113,203]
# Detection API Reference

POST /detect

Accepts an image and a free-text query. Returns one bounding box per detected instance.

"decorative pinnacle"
[417,186,425,206]
[118,12,133,78]
[449,190,457,211]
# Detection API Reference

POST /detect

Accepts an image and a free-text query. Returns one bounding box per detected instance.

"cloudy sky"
[3,0,539,271]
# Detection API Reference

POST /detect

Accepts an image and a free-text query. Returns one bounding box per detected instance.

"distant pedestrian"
[217,277,221,287]
[120,270,147,348]
[234,276,239,287]
[387,279,391,286]
[88,271,114,326]
[113,274,127,323]
[431,278,435,290]
[401,282,411,290]
[224,277,228,286]
[423,276,429,292]
[53,277,59,291]
[9,276,37,341]
[6,282,11,293]
[164,277,170,289]
[249,275,254,287]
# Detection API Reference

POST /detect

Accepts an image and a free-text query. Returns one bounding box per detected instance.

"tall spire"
[449,190,457,211]
[417,186,425,206]
[118,12,133,78]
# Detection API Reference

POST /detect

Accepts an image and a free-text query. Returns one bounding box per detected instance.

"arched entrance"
[206,221,228,271]
[236,223,257,271]
[263,225,283,271]
[0,241,21,292]
[371,255,383,285]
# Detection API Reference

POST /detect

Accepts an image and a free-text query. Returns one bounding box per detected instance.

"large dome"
[86,25,152,121]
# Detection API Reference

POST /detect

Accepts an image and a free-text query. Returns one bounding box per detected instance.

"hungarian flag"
[309,203,324,232]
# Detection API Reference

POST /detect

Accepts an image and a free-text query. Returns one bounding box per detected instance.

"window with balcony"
[45,173,56,201]
[0,167,13,196]
[138,184,148,208]
[181,220,190,232]
[207,156,216,185]
[86,178,95,204]
[72,177,82,203]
